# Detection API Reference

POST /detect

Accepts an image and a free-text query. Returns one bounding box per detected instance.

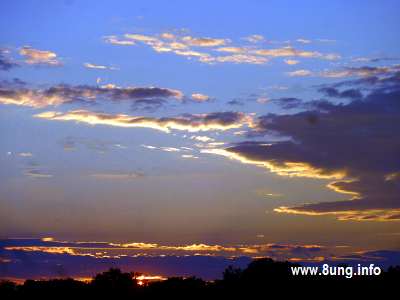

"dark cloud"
[223,76,400,221]
[272,97,303,109]
[318,87,362,100]
[227,99,244,106]
[322,64,400,78]
[0,82,183,109]
[1,238,398,280]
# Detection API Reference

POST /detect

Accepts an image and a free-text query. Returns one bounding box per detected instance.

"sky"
[0,0,399,280]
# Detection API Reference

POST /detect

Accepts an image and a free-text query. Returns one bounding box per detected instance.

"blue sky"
[0,0,399,280]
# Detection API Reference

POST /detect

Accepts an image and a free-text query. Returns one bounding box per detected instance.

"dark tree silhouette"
[91,268,137,292]
[1,259,399,297]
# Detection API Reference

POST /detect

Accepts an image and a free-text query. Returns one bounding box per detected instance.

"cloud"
[271,97,303,109]
[215,47,246,53]
[0,238,335,262]
[181,36,228,47]
[35,110,251,133]
[227,99,244,106]
[59,136,126,153]
[190,135,215,142]
[284,59,300,65]
[285,65,400,78]
[296,38,311,44]
[242,34,265,43]
[256,97,269,104]
[23,169,53,178]
[18,152,33,157]
[106,30,338,65]
[103,35,135,46]
[191,93,210,102]
[0,50,18,71]
[352,56,400,63]
[3,237,398,281]
[160,147,181,152]
[0,82,183,109]
[255,46,339,60]
[19,46,61,66]
[287,69,312,77]
[181,154,199,159]
[200,54,268,65]
[204,77,400,221]
[89,172,144,180]
[320,65,400,78]
[318,87,363,100]
[83,63,117,70]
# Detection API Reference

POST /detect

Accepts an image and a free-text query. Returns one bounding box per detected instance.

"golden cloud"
[34,110,251,133]
[19,46,61,66]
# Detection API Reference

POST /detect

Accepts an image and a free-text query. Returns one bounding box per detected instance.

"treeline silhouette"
[1,258,399,297]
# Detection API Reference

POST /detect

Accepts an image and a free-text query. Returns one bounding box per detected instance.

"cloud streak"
[35,110,251,133]
[0,82,183,109]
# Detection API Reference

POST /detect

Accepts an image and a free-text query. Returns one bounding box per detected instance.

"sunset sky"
[0,0,399,280]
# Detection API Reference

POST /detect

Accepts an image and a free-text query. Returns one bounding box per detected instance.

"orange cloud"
[19,46,61,66]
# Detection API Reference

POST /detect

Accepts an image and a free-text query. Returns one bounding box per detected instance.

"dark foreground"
[1,258,399,298]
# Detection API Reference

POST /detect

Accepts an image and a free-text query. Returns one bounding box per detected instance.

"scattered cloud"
[19,46,61,66]
[191,93,210,102]
[200,54,268,65]
[296,38,311,44]
[190,135,215,142]
[227,99,244,106]
[18,152,33,157]
[3,238,399,280]
[23,169,53,178]
[103,35,135,46]
[83,63,117,70]
[320,65,400,78]
[255,46,339,60]
[181,154,199,159]
[242,34,265,43]
[181,36,228,47]
[106,30,340,65]
[59,136,126,153]
[284,59,300,65]
[287,69,312,77]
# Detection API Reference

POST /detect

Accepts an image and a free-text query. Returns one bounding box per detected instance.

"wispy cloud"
[103,35,135,46]
[89,172,144,180]
[284,59,300,65]
[23,169,53,178]
[83,63,117,70]
[287,69,312,77]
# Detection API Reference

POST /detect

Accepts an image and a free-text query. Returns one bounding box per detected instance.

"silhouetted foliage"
[1,258,399,297]
[91,268,137,291]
